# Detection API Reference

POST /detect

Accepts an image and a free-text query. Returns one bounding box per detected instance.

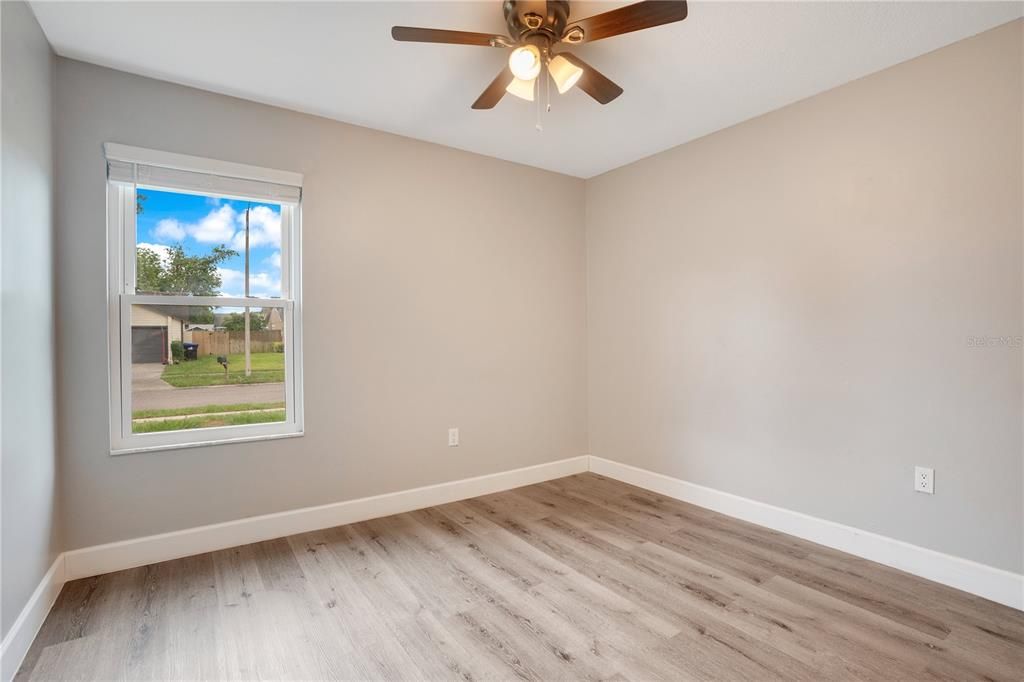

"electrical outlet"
[914,466,934,494]
[448,428,459,447]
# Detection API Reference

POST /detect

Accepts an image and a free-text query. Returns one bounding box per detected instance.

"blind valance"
[105,144,301,204]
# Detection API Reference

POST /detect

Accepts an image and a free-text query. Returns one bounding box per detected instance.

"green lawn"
[133,409,286,433]
[132,401,286,419]
[161,352,284,387]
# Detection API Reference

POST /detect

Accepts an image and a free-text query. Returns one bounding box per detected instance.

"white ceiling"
[32,1,1023,178]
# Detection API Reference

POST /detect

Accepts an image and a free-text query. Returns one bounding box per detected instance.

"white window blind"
[104,142,302,203]
[106,159,301,204]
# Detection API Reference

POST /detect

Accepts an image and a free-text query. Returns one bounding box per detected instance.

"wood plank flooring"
[18,473,1024,680]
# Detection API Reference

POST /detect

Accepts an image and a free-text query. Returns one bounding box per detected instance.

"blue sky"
[136,188,282,298]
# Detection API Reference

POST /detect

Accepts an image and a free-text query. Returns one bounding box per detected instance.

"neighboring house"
[262,307,284,331]
[130,304,193,364]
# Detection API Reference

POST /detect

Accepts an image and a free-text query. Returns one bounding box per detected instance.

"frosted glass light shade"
[505,77,536,102]
[549,54,584,94]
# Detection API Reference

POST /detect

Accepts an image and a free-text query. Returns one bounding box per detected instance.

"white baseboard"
[589,456,1024,611]
[7,452,1021,681]
[64,455,590,581]
[1,555,65,682]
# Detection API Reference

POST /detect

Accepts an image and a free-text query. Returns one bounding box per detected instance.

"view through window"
[130,190,287,435]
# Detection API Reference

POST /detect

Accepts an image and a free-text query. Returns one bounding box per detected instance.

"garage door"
[132,326,166,364]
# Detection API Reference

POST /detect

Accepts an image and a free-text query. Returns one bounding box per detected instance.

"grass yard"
[132,401,286,419]
[133,409,286,433]
[139,353,287,433]
[161,352,284,387]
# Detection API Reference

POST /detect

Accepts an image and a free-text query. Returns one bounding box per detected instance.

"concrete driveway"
[132,363,171,391]
[132,364,285,411]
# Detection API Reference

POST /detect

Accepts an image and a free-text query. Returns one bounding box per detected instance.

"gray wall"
[54,59,588,550]
[1,2,59,638]
[586,20,1023,572]
[31,13,1024,585]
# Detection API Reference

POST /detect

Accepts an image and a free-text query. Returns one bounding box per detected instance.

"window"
[106,143,303,453]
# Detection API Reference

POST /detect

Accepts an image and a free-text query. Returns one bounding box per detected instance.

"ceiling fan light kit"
[391,0,689,111]
[548,54,584,94]
[509,44,543,80]
[506,76,537,102]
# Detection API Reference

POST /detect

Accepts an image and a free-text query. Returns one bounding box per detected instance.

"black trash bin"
[183,342,199,360]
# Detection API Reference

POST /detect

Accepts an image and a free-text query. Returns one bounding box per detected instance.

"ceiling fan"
[392,1,689,109]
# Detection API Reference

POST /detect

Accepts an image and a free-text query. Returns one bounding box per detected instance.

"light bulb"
[508,45,541,81]
[505,77,535,102]
[548,54,584,94]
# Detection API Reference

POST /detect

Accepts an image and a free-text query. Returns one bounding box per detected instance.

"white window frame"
[106,144,304,454]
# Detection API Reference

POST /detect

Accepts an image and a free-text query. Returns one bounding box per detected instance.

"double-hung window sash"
[106,143,304,454]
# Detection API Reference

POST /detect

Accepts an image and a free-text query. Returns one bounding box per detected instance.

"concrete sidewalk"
[132,364,285,411]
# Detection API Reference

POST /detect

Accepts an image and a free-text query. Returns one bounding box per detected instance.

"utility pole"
[244,205,252,377]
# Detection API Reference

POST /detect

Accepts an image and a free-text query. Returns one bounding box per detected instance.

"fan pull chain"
[535,76,543,132]
[546,65,552,113]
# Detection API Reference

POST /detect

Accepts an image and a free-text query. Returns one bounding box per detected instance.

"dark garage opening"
[131,326,167,364]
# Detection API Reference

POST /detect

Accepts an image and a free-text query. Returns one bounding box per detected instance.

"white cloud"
[145,204,281,254]
[137,242,172,266]
[263,251,282,270]
[217,267,244,291]
[153,218,186,241]
[249,272,281,296]
[190,205,238,244]
[230,205,281,251]
[216,267,281,298]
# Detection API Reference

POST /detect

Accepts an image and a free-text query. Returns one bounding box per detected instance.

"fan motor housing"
[503,0,571,42]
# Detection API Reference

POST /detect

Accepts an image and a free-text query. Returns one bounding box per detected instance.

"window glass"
[135,188,282,298]
[128,303,287,434]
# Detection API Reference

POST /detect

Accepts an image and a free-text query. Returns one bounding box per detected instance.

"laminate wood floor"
[18,473,1024,680]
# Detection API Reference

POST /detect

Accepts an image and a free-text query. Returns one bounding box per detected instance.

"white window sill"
[111,430,304,456]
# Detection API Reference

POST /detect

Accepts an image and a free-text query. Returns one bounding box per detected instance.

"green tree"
[136,247,165,293]
[222,312,267,332]
[135,244,237,296]
[189,308,215,324]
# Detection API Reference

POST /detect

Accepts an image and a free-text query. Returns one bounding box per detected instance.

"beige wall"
[55,60,587,550]
[1,2,60,639]
[586,20,1023,572]
[130,305,169,328]
[168,317,182,348]
[49,18,1022,577]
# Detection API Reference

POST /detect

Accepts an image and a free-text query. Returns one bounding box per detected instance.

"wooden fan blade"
[472,66,515,109]
[558,53,623,104]
[563,1,688,44]
[391,26,507,47]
